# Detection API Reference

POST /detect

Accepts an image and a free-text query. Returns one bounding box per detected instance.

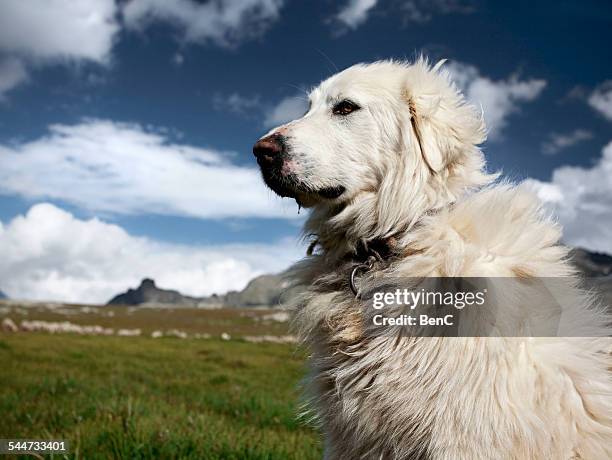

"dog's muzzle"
[253,134,346,201]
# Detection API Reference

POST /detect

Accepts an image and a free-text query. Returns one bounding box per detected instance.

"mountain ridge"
[106,247,612,307]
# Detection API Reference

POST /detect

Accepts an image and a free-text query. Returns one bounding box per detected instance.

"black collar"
[349,237,398,296]
[353,237,397,264]
[305,236,399,297]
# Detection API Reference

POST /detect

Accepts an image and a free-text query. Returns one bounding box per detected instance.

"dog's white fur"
[260,59,612,459]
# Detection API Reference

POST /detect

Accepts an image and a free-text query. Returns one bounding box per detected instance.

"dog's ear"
[403,60,487,177]
[405,93,444,174]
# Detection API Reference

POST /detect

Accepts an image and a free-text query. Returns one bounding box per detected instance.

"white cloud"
[332,0,473,30]
[524,140,612,254]
[264,96,308,127]
[0,203,302,303]
[0,0,119,97]
[123,0,284,47]
[0,0,119,63]
[335,0,379,29]
[541,129,593,155]
[0,58,28,100]
[588,80,612,121]
[0,1,286,98]
[217,92,306,126]
[447,62,547,139]
[0,119,298,219]
[172,52,185,66]
[213,92,261,115]
[402,0,474,23]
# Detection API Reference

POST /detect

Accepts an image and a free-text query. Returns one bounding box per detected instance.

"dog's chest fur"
[289,187,612,460]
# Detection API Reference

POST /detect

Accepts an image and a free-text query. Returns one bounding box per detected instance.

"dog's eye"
[332,100,360,116]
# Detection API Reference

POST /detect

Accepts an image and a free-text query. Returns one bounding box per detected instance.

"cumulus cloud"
[0,1,286,97]
[123,0,284,48]
[172,52,185,66]
[402,0,474,23]
[0,0,118,63]
[264,96,308,128]
[334,0,379,29]
[0,119,296,219]
[213,92,261,115]
[588,80,612,121]
[0,203,302,303]
[0,0,119,97]
[447,62,547,139]
[0,58,28,100]
[524,140,612,254]
[216,92,307,126]
[332,0,473,30]
[541,129,593,155]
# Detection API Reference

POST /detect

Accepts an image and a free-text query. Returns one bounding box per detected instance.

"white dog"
[253,59,612,459]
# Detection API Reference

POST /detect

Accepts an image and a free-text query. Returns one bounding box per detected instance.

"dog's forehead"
[311,63,405,102]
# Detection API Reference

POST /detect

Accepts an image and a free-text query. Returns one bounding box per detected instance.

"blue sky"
[0,0,610,303]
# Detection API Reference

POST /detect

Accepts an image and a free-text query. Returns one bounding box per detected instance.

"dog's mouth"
[314,185,346,199]
[259,167,345,202]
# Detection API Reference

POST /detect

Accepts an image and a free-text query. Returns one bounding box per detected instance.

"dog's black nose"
[253,134,283,166]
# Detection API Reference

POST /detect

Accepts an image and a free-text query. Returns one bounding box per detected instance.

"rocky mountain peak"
[570,248,612,277]
[140,278,157,289]
[107,278,198,306]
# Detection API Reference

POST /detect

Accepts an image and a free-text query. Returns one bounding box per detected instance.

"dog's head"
[254,59,492,223]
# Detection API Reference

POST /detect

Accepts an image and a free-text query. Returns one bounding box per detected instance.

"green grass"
[0,334,321,459]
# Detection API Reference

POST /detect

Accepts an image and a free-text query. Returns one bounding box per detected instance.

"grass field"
[0,333,321,459]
